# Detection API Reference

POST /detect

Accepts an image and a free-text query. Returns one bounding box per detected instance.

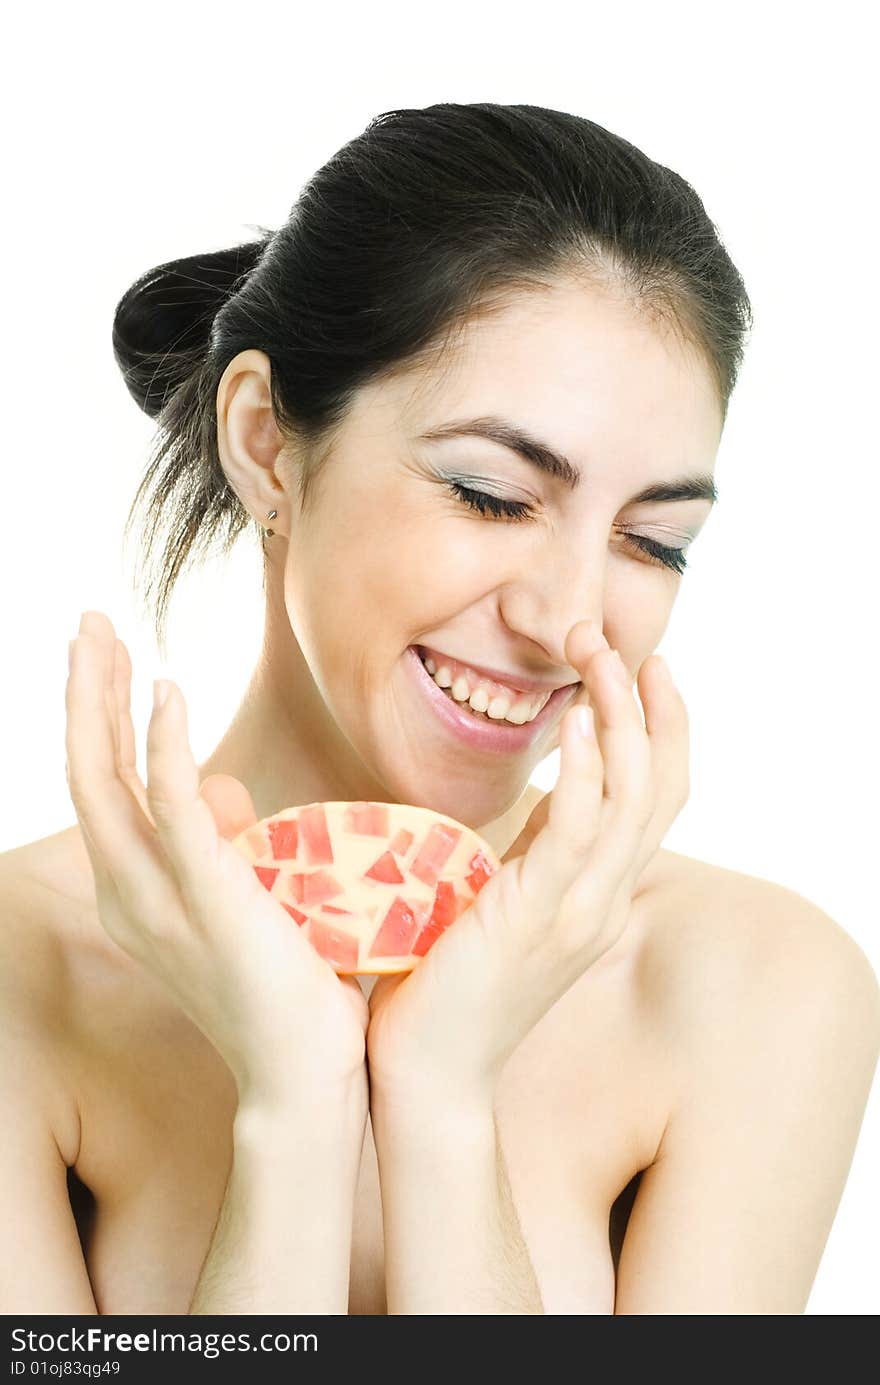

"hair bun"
[112,234,271,418]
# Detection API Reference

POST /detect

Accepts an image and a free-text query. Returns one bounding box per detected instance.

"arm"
[0,1076,99,1314]
[0,918,367,1316]
[190,1089,366,1314]
[614,892,880,1314]
[0,1079,367,1317]
[60,613,372,1314]
[0,905,99,1314]
[370,1085,542,1315]
[364,628,685,1314]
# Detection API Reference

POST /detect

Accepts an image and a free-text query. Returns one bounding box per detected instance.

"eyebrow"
[417,414,719,507]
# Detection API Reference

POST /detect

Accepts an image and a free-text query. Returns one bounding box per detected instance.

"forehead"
[379,278,724,476]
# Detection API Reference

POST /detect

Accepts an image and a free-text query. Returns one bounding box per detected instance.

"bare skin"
[1,817,877,1314]
[2,277,878,1313]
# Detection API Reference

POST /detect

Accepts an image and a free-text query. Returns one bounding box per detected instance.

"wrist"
[369,1070,496,1143]
[235,1069,368,1140]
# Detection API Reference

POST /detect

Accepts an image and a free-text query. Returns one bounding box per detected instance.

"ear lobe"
[198,773,259,840]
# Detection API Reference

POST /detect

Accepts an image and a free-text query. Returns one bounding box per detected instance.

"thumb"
[198,773,260,841]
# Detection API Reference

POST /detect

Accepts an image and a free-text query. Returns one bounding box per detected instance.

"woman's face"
[277,278,722,828]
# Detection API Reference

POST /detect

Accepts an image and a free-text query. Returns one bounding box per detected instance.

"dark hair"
[113,102,753,656]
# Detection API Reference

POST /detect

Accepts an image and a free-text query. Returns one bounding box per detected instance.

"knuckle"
[610,791,651,841]
[552,892,614,966]
[629,770,655,830]
[546,925,588,973]
[555,813,600,860]
[65,769,92,815]
[145,791,181,830]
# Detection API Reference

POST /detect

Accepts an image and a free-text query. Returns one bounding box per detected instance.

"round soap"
[231,801,502,975]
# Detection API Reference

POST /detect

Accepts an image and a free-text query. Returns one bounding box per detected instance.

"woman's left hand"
[366,617,690,1105]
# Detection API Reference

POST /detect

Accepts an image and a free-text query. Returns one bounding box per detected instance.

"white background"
[1,1,876,1314]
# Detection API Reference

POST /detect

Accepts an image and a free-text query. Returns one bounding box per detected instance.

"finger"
[562,655,688,928]
[498,621,607,868]
[511,697,605,912]
[198,773,260,841]
[639,655,689,811]
[631,655,690,869]
[145,680,227,896]
[66,623,157,869]
[112,636,156,828]
[510,643,653,926]
[581,646,652,812]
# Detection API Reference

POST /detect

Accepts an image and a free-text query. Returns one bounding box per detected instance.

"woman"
[2,102,877,1316]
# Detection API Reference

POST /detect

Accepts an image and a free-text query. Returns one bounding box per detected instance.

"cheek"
[604,583,675,665]
[339,503,503,624]
[281,496,433,674]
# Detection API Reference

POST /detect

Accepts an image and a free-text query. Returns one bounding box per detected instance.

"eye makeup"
[441,477,693,575]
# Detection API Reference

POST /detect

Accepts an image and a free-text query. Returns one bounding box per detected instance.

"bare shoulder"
[635,848,880,1074]
[0,824,87,992]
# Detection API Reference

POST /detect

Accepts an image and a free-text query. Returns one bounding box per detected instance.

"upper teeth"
[420,651,553,725]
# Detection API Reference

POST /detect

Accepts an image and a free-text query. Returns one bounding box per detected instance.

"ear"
[216,349,287,527]
[198,773,260,841]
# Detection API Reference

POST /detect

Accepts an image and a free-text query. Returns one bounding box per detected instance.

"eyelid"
[616,520,695,544]
[445,480,690,572]
[442,473,697,539]
[441,470,538,503]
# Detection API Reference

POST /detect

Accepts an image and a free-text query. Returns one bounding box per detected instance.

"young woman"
[2,102,877,1316]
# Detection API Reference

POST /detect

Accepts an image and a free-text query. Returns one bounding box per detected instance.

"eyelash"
[444,481,689,575]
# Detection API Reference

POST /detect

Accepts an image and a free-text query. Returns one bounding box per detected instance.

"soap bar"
[231,801,501,975]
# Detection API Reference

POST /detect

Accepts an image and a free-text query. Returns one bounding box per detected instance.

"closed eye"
[444,481,690,575]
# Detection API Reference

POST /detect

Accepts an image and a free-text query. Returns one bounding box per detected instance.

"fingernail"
[153,679,170,711]
[610,650,630,685]
[577,705,595,740]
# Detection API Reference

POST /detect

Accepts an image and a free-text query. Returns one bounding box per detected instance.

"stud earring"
[265,509,278,537]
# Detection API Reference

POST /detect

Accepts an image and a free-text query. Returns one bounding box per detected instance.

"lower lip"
[404,645,578,754]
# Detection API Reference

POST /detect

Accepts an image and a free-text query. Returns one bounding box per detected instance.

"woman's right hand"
[65,610,368,1113]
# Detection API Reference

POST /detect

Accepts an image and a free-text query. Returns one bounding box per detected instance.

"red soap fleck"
[267,817,299,860]
[298,804,335,865]
[412,880,458,956]
[409,821,461,889]
[466,848,497,895]
[411,921,443,956]
[300,870,343,907]
[368,896,423,958]
[389,827,414,856]
[321,904,353,915]
[309,918,359,970]
[343,801,390,836]
[280,902,308,926]
[254,865,279,892]
[364,850,405,884]
[433,879,458,927]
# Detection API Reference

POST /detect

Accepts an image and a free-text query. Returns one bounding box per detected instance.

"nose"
[496,547,605,680]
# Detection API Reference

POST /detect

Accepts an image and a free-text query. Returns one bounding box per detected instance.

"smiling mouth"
[407,644,580,753]
[414,646,557,725]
